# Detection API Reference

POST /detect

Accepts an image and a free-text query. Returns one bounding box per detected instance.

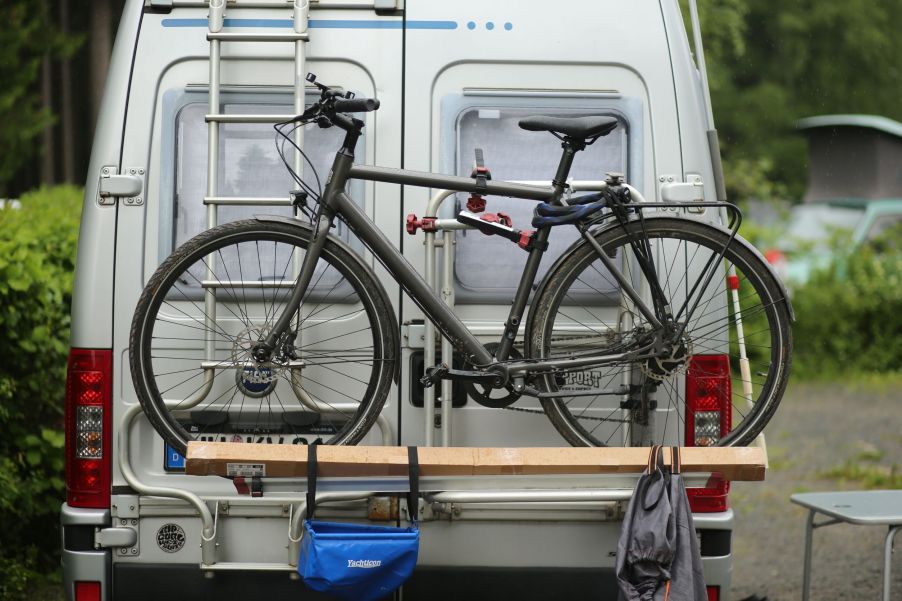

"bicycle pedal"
[420,364,448,388]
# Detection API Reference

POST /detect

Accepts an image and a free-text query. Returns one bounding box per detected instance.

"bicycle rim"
[527,216,792,447]
[130,220,395,455]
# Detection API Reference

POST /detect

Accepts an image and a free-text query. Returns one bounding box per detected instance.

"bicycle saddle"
[518,115,618,139]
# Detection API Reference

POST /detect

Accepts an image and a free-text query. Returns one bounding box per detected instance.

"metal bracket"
[98,166,144,206]
[95,526,138,549]
[659,174,705,213]
[403,322,426,349]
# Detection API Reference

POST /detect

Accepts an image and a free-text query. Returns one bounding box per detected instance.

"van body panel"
[65,1,737,598]
[70,1,144,349]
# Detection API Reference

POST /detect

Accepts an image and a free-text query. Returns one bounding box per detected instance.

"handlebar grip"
[332,97,380,113]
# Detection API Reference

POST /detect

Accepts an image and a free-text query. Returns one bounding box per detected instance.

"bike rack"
[420,180,649,447]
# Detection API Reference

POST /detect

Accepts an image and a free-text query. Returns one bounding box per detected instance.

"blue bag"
[298,444,420,601]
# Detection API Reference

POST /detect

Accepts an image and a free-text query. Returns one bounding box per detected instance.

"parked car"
[766,198,902,285]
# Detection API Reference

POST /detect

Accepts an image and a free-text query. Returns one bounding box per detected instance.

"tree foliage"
[0,186,82,590]
[0,2,80,196]
[688,0,902,202]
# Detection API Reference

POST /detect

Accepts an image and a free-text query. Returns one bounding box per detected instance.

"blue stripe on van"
[161,18,457,30]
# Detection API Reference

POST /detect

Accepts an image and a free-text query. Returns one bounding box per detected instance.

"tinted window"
[454,107,626,295]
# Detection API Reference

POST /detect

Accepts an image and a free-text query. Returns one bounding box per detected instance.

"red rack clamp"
[466,194,486,213]
[479,212,512,229]
[517,229,548,252]
[406,214,438,235]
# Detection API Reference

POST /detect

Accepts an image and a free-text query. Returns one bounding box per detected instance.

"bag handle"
[407,446,420,523]
[306,441,319,519]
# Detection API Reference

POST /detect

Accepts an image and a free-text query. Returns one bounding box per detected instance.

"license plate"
[163,425,337,472]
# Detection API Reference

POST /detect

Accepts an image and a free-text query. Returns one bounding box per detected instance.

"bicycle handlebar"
[332,97,380,113]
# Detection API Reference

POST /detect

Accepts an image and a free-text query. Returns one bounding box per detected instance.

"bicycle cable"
[274,119,323,222]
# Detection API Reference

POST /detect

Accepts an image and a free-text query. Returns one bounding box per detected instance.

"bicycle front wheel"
[527,216,792,447]
[130,219,397,456]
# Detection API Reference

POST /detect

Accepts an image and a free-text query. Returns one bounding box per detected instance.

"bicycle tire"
[526,216,792,447]
[130,219,397,456]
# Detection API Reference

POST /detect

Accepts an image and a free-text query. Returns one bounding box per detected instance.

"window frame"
[439,91,644,303]
[159,87,367,264]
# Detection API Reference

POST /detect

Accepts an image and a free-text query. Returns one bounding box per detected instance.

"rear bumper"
[111,563,617,600]
[62,502,732,600]
[60,503,111,601]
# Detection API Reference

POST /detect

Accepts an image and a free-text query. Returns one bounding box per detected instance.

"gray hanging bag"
[616,446,707,601]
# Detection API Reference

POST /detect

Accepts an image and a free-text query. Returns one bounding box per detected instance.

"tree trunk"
[41,56,55,186]
[60,0,74,183]
[90,0,112,129]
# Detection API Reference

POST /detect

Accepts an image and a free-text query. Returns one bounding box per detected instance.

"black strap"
[671,446,681,475]
[407,446,420,523]
[306,442,319,519]
[471,148,490,193]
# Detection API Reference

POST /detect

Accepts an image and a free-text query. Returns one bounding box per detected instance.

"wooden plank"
[185,443,766,481]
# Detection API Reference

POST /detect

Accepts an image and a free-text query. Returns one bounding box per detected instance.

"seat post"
[550,137,585,201]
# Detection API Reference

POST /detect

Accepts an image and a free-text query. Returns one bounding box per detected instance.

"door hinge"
[98,166,144,206]
[659,174,705,213]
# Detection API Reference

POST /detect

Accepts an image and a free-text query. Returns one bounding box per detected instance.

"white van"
[60,1,774,599]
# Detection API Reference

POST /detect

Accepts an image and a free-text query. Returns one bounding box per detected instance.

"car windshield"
[782,204,864,251]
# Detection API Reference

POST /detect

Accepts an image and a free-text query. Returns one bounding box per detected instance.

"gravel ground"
[730,378,902,601]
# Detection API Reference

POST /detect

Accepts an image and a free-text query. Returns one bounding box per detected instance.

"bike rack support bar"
[427,489,632,504]
[118,404,218,564]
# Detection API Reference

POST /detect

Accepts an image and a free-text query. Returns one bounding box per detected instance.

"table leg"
[883,525,901,601]
[802,509,816,601]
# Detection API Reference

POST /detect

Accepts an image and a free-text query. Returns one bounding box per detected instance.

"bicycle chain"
[501,404,632,424]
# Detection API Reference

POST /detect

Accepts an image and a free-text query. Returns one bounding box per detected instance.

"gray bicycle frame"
[261,141,662,380]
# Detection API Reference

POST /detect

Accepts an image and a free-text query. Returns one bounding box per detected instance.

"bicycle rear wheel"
[130,219,397,455]
[527,216,792,447]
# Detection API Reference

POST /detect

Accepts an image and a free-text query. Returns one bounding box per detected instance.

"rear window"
[453,106,627,297]
[173,101,347,249]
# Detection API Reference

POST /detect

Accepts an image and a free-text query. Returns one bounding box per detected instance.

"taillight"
[65,349,112,508]
[685,355,731,512]
[685,355,731,447]
[706,585,720,601]
[74,581,102,601]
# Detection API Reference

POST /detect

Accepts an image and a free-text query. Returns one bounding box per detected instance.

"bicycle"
[130,75,792,455]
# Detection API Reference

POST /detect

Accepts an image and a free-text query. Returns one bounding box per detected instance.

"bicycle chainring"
[465,343,523,409]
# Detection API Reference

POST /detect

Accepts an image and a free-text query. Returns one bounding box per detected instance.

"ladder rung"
[204,196,293,206]
[201,280,295,289]
[207,33,310,43]
[206,114,297,124]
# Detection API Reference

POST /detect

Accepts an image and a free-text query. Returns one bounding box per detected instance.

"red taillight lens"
[75,581,102,601]
[66,349,112,508]
[706,585,720,601]
[686,355,731,512]
[685,355,731,447]
[686,473,730,512]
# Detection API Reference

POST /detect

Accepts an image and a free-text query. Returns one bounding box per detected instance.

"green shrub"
[0,185,82,576]
[792,239,902,376]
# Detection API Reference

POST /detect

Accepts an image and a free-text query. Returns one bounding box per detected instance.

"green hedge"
[0,185,82,598]
[792,242,902,376]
